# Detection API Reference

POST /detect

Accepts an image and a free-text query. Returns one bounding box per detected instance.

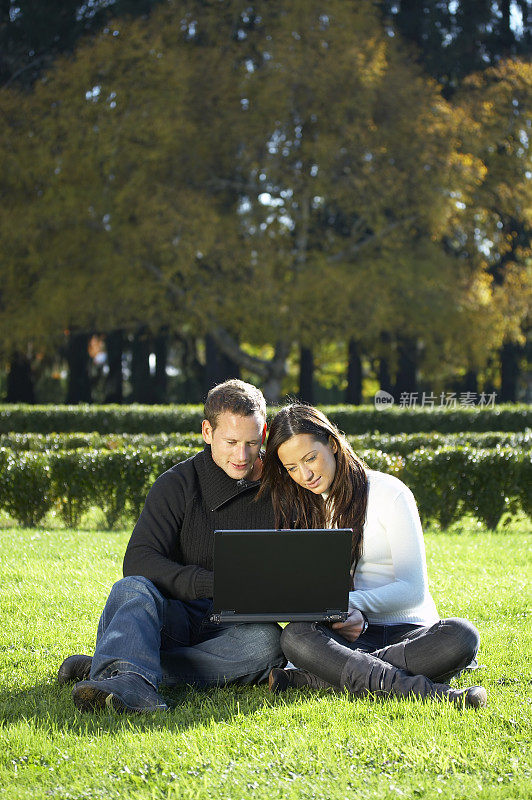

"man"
[58,379,285,712]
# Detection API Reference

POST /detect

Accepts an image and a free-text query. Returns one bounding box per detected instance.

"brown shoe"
[72,674,168,713]
[268,668,291,693]
[57,654,93,685]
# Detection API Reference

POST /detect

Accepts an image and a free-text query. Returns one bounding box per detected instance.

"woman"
[259,404,486,708]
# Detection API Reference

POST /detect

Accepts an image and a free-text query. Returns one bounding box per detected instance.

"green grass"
[0,522,530,800]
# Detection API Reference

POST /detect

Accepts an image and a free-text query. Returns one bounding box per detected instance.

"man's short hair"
[204,379,267,429]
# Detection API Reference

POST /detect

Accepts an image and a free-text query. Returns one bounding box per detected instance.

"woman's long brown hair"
[258,404,368,566]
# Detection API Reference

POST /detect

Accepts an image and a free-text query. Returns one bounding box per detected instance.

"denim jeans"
[90,575,285,688]
[281,617,480,688]
[345,619,479,682]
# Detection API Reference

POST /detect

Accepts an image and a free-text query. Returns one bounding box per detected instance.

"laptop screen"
[212,529,352,616]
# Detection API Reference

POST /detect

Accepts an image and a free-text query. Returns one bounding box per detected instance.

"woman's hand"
[331,609,366,642]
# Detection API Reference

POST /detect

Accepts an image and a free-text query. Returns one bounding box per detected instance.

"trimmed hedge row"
[328,404,532,434]
[0,403,530,434]
[349,431,531,455]
[0,445,529,531]
[0,430,530,454]
[402,447,531,530]
[0,446,198,529]
[0,432,204,452]
[0,447,399,529]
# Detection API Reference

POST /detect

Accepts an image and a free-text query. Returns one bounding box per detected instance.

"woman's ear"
[329,435,338,454]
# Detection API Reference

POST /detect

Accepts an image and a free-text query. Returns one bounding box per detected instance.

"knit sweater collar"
[195,445,261,511]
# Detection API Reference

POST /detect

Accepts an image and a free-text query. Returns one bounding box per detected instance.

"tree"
[378,1,531,397]
[0,0,166,87]
[0,0,525,400]
[380,0,531,93]
[453,59,532,397]
[240,2,508,391]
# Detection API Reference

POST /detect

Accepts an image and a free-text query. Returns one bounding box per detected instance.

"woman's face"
[277,433,337,494]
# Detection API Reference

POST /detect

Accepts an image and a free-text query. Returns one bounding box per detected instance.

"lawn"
[0,520,530,800]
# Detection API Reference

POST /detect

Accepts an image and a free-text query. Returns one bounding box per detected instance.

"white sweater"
[347,470,439,626]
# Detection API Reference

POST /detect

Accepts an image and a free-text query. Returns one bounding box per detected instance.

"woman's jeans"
[90,575,285,689]
[281,618,481,689]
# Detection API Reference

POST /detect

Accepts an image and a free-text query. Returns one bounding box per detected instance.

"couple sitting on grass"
[58,379,486,712]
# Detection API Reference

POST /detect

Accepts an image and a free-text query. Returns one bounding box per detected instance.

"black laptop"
[209,528,353,624]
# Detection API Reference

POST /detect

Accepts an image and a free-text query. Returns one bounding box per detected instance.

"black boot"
[268,668,335,694]
[341,650,487,709]
[57,654,93,685]
[280,623,487,709]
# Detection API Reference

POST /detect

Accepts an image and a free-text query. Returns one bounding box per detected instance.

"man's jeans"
[90,576,285,689]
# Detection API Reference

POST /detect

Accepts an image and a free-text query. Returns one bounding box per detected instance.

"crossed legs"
[275,618,483,704]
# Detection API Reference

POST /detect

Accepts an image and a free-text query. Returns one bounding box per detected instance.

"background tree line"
[0,0,530,403]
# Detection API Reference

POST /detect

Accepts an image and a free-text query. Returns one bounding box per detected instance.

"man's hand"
[331,608,366,642]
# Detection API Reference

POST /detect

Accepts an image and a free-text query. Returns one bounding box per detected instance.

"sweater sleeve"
[348,486,429,616]
[123,471,214,601]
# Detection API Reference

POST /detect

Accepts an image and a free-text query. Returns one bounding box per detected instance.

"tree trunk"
[6,351,35,403]
[104,329,123,404]
[378,332,393,395]
[345,338,362,405]
[153,329,168,404]
[262,341,290,404]
[394,335,417,398]
[142,263,291,399]
[298,346,314,404]
[131,326,153,403]
[204,333,241,394]
[499,0,514,51]
[175,334,204,403]
[66,332,92,404]
[463,369,478,394]
[500,342,521,402]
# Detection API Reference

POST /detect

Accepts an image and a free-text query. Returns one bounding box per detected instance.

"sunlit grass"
[0,523,530,800]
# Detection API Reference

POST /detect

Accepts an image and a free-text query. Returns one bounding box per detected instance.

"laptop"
[209,528,353,624]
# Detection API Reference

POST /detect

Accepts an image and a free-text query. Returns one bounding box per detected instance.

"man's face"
[202,410,267,480]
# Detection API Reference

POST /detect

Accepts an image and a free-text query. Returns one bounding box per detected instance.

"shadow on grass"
[0,678,309,735]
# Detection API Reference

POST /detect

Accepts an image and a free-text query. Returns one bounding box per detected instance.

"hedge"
[0,450,53,527]
[0,432,204,452]
[0,445,529,531]
[0,430,530,455]
[402,447,531,530]
[348,431,531,456]
[0,403,530,434]
[0,446,198,529]
[325,404,532,434]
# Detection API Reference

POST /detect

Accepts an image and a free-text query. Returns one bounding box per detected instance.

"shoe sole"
[465,686,487,709]
[72,683,168,714]
[72,684,131,713]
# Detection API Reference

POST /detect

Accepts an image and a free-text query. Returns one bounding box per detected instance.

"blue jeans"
[90,576,285,688]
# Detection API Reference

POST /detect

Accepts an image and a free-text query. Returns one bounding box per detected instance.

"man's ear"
[202,419,213,445]
[261,423,267,444]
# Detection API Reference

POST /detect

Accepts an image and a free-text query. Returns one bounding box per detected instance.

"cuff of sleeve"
[348,591,368,614]
[194,569,214,599]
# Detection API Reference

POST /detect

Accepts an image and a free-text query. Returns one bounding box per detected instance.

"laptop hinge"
[324,610,345,621]
[210,611,235,624]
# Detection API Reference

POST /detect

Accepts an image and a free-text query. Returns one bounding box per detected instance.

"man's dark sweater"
[123,446,275,602]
